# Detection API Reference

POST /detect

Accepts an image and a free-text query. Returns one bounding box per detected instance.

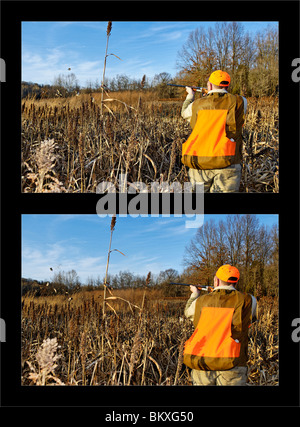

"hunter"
[183,264,257,386]
[181,70,247,193]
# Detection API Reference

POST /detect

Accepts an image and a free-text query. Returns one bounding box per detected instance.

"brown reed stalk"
[174,335,185,385]
[167,141,176,182]
[103,215,116,320]
[124,130,137,187]
[137,272,151,331]
[127,330,143,385]
[80,329,87,385]
[100,21,112,116]
[67,116,74,185]
[78,132,85,192]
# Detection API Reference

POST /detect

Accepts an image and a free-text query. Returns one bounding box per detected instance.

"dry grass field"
[21,288,278,386]
[21,92,279,193]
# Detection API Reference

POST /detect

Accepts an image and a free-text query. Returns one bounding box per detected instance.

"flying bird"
[50,267,53,271]
[67,67,71,71]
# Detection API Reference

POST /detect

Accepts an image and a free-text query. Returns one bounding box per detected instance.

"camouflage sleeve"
[181,98,193,122]
[184,295,199,320]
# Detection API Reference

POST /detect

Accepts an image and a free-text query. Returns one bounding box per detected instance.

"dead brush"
[22,293,278,386]
[21,97,190,192]
[27,337,64,385]
[21,95,278,192]
[241,96,279,192]
[247,297,279,385]
[22,138,67,193]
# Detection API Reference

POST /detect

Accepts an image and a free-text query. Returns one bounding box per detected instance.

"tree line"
[21,72,174,100]
[21,268,182,297]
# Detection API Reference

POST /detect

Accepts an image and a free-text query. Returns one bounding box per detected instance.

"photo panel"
[19,214,279,388]
[20,19,278,195]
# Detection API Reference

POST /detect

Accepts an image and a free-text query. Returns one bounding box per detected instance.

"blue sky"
[22,214,278,284]
[21,21,278,87]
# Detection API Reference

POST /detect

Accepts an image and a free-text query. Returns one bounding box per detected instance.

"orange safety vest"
[182,92,245,170]
[183,289,253,371]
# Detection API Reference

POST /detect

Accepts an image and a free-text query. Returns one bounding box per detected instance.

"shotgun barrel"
[167,84,207,93]
[169,282,213,292]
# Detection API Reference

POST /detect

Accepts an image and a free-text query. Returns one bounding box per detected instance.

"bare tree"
[239,32,256,95]
[183,219,220,286]
[213,22,231,70]
[224,214,244,266]
[183,215,278,295]
[52,269,80,292]
[251,26,279,96]
[227,22,244,85]
[176,22,278,96]
[152,72,172,97]
[53,73,79,97]
[176,26,216,85]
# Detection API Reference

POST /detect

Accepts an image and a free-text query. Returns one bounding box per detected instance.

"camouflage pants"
[188,164,242,193]
[191,366,248,386]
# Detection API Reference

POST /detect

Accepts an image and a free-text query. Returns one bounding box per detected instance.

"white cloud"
[22,45,103,86]
[22,238,107,283]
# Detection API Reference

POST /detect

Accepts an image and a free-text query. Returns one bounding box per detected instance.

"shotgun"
[169,282,213,292]
[167,84,208,94]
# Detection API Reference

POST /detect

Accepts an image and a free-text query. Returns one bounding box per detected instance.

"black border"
[1,0,299,411]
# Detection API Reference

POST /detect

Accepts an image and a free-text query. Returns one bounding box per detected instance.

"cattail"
[107,21,112,36]
[141,74,146,89]
[110,215,116,231]
[78,132,84,163]
[145,272,151,287]
[103,215,117,320]
[101,21,113,116]
[67,117,74,141]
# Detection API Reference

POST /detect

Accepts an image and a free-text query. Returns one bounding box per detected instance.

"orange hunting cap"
[216,264,240,283]
[209,70,231,87]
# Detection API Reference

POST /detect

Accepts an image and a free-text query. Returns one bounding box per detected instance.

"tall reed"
[101,21,112,116]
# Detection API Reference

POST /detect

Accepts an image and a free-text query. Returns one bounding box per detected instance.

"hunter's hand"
[190,285,200,296]
[185,86,195,100]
